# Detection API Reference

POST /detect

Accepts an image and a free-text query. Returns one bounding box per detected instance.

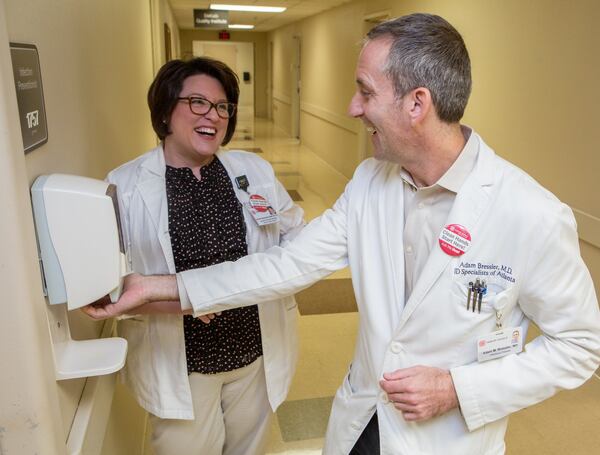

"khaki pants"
[150,357,272,455]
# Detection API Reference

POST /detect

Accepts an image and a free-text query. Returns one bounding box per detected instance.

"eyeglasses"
[177,96,237,119]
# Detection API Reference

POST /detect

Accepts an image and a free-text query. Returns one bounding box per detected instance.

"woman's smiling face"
[165,73,229,167]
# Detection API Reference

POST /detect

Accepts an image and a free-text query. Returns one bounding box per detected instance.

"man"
[86,13,600,455]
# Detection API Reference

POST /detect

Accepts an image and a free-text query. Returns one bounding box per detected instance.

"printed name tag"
[477,327,523,362]
[247,194,279,226]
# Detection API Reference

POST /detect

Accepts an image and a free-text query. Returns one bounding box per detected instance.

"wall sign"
[194,9,229,29]
[10,43,48,154]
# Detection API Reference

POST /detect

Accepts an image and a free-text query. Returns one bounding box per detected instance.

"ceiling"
[169,0,353,32]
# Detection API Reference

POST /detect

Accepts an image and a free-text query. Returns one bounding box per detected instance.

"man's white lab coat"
[180,131,600,454]
[108,146,304,419]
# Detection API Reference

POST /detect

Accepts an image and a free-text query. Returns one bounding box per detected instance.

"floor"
[227,119,600,455]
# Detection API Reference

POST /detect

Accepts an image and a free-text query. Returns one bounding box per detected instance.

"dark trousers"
[349,412,380,455]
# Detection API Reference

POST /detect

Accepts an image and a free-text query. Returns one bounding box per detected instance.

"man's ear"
[406,87,432,123]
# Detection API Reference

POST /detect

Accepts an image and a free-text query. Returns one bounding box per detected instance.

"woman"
[103,58,304,455]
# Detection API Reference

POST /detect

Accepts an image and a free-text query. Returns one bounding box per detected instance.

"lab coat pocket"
[452,281,518,313]
[451,282,519,365]
[452,280,496,314]
[339,366,356,401]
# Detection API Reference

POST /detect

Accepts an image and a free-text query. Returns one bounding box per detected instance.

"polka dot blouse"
[165,157,263,375]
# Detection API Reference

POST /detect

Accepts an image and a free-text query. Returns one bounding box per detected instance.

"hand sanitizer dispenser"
[31,174,128,309]
[31,173,128,380]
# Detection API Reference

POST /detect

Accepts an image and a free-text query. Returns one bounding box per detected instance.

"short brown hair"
[367,13,471,123]
[147,57,240,144]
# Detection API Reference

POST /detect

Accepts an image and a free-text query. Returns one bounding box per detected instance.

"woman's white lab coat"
[107,145,304,419]
[178,131,600,454]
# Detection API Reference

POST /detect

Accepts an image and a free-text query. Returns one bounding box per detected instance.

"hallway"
[226,118,600,455]
[2,1,600,454]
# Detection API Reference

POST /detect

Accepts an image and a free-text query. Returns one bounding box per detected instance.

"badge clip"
[235,175,250,193]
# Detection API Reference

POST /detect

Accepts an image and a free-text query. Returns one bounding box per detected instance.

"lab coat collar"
[140,143,166,176]
[397,131,497,329]
[399,126,480,194]
[135,146,249,272]
[136,145,175,272]
[436,126,479,193]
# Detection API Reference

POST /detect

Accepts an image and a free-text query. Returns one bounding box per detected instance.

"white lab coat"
[180,131,600,454]
[107,145,304,419]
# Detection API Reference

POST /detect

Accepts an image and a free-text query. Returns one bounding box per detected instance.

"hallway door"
[193,41,255,141]
[290,36,301,139]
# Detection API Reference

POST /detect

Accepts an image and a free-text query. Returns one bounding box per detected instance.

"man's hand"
[81,273,149,320]
[80,273,221,323]
[379,365,459,422]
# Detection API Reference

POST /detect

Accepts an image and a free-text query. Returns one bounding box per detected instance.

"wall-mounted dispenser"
[31,174,128,380]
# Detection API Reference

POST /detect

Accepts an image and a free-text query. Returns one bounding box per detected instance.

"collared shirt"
[166,157,263,374]
[402,126,478,303]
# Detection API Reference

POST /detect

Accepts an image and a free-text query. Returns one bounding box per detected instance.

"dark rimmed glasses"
[177,96,237,119]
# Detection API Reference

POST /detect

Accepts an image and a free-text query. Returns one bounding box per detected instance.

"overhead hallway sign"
[194,9,229,29]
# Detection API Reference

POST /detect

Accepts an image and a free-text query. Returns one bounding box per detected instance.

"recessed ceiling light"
[210,4,286,13]
[228,24,255,29]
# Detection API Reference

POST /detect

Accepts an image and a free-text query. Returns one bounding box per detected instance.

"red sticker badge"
[439,224,471,257]
[248,194,269,212]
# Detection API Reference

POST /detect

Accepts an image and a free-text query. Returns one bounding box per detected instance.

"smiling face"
[164,74,229,168]
[348,39,413,164]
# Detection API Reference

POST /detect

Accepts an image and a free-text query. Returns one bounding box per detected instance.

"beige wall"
[386,0,600,295]
[179,29,269,118]
[269,23,299,135]
[0,5,64,453]
[1,0,160,453]
[268,2,366,177]
[151,0,181,71]
[268,0,600,291]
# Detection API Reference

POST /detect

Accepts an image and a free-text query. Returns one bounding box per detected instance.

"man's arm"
[81,274,219,324]
[180,193,350,317]
[174,177,351,317]
[379,204,600,426]
[83,178,352,320]
[450,203,600,431]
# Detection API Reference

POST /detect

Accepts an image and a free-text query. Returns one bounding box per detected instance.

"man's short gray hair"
[367,13,471,123]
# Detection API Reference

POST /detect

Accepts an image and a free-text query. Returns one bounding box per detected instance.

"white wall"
[0,0,160,453]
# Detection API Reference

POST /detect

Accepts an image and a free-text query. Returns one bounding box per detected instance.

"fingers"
[197,312,220,324]
[379,377,415,394]
[400,411,422,422]
[382,365,423,381]
[80,304,111,320]
[380,366,458,423]
[387,392,417,406]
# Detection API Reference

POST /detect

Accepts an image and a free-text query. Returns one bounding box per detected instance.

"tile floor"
[227,118,600,455]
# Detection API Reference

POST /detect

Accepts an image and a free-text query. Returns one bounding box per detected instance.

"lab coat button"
[380,391,390,404]
[405,245,413,254]
[390,341,402,354]
[351,421,362,431]
[418,202,425,209]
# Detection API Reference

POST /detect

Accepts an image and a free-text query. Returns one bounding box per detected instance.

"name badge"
[439,224,471,257]
[247,193,279,226]
[477,327,523,362]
